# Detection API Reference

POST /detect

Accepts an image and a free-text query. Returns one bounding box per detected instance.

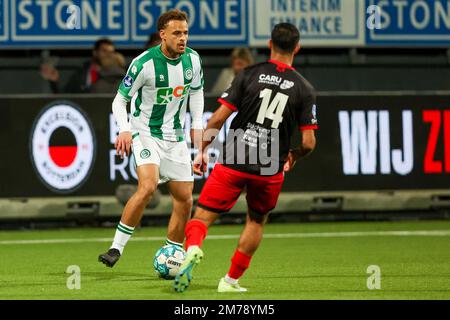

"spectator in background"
[90,52,126,94]
[210,47,254,97]
[145,32,162,49]
[40,38,117,93]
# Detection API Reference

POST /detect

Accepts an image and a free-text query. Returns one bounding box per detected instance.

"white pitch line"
[1,230,450,245]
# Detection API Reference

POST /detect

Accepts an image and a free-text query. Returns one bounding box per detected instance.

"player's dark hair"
[94,38,114,51]
[157,9,189,31]
[271,23,300,53]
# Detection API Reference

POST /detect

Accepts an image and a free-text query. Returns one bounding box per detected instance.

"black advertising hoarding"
[0,93,449,198]
[303,94,450,191]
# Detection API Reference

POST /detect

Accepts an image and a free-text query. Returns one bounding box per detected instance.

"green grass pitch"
[0,220,449,300]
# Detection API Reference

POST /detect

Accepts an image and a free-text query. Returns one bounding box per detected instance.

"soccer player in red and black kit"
[174,23,318,293]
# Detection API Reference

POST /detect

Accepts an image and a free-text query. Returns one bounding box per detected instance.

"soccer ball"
[153,245,186,279]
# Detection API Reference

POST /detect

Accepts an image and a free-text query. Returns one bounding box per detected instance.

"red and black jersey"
[217,59,318,176]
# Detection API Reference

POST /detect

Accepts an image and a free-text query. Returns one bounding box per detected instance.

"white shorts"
[131,132,193,183]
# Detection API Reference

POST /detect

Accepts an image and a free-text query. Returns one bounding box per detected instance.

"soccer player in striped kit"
[99,9,204,267]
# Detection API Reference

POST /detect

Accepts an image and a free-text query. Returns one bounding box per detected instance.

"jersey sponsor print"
[218,59,318,176]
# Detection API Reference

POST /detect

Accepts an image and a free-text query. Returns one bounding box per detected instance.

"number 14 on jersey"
[256,89,289,129]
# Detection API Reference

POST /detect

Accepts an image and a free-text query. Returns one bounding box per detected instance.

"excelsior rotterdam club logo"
[30,102,96,193]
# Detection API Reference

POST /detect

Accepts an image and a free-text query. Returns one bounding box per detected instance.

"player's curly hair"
[157,9,189,30]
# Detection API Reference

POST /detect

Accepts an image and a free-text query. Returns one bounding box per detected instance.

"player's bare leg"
[174,207,219,292]
[165,181,194,246]
[216,208,268,292]
[236,208,268,256]
[98,164,159,267]
[189,207,219,227]
[120,164,159,226]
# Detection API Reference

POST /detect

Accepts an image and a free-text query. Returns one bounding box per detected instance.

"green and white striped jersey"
[118,45,204,142]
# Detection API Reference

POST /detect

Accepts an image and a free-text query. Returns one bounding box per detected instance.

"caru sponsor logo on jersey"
[156,85,191,104]
[259,74,282,86]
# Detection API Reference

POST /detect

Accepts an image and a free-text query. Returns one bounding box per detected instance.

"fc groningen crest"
[140,149,151,159]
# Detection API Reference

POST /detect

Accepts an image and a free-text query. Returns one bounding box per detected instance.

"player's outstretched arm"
[284,129,316,172]
[202,104,234,150]
[192,105,234,175]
